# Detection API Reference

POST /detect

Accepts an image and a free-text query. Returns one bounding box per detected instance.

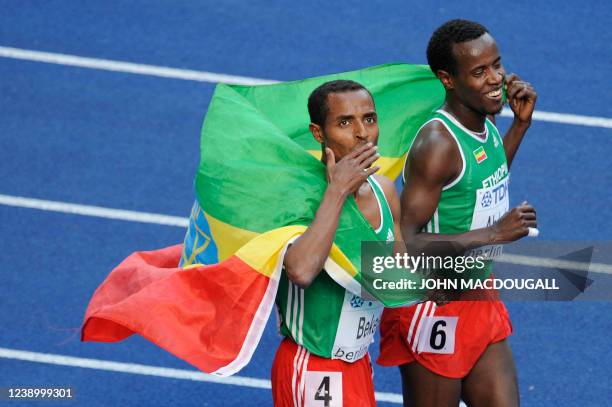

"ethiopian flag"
[473,145,488,164]
[82,63,445,376]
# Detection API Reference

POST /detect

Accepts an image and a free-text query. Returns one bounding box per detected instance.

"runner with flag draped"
[271,79,403,406]
[81,63,444,381]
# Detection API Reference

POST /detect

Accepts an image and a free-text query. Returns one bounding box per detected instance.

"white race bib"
[304,371,343,407]
[471,177,510,229]
[330,291,382,363]
[416,316,458,354]
[468,177,509,260]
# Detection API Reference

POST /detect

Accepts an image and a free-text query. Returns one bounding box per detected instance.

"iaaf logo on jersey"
[481,191,493,207]
[481,180,508,208]
[350,295,364,308]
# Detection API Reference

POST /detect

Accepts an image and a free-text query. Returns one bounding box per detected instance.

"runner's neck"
[440,107,488,141]
[441,103,487,135]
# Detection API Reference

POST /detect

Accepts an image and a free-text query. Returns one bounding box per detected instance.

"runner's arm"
[284,144,379,288]
[401,123,536,257]
[501,74,537,168]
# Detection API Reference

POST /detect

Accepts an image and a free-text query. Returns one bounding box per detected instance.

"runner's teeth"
[487,89,501,97]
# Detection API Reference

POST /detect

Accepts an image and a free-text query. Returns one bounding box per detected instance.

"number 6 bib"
[414,316,458,354]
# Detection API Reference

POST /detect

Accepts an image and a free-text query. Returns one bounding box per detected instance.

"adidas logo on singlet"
[386,228,394,242]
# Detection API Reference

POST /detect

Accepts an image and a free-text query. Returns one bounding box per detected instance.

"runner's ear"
[437,70,454,91]
[309,123,324,144]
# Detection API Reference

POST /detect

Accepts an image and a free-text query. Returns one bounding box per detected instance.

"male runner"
[378,20,538,406]
[272,80,401,406]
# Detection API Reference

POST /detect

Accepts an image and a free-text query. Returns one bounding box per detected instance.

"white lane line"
[0,347,403,404]
[2,194,612,275]
[499,108,612,129]
[1,45,611,129]
[498,253,612,275]
[0,194,189,228]
[0,46,277,86]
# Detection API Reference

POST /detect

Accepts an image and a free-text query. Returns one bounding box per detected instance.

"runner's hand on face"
[325,143,380,196]
[491,201,537,242]
[505,74,537,125]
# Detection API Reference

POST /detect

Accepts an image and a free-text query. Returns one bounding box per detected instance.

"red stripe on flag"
[81,244,271,374]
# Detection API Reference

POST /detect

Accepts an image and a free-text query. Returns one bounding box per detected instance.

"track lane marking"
[0,46,275,86]
[1,194,611,275]
[0,194,188,228]
[1,46,611,129]
[0,347,403,404]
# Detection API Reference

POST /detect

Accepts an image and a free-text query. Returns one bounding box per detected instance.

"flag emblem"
[473,146,488,164]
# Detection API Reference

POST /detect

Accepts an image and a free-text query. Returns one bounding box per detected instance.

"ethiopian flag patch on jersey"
[473,146,488,163]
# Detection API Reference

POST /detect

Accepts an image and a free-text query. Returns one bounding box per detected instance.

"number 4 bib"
[304,372,342,407]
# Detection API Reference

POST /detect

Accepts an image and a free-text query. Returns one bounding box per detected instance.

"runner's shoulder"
[372,173,397,197]
[406,119,462,184]
[411,119,457,160]
[371,173,400,219]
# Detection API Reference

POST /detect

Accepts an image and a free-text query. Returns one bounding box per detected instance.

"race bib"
[330,292,383,363]
[471,177,509,229]
[468,177,509,260]
[416,316,458,354]
[304,371,342,407]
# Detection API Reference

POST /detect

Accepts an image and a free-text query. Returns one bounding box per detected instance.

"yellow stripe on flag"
[204,212,259,261]
[205,214,359,280]
[328,244,358,277]
[235,225,359,280]
[235,225,306,278]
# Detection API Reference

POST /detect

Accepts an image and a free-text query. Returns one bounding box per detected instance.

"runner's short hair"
[427,19,489,75]
[308,80,373,126]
